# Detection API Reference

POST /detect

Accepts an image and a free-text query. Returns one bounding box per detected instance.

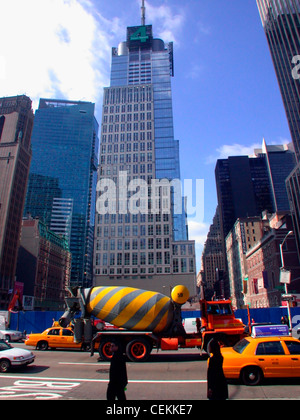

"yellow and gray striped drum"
[84,286,174,333]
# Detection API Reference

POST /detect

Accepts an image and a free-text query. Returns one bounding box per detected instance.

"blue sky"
[0,0,291,271]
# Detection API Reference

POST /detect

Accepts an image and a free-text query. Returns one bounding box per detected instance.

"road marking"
[59,362,109,366]
[0,379,80,400]
[0,374,206,384]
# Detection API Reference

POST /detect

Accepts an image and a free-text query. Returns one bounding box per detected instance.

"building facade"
[24,99,99,287]
[226,217,265,309]
[0,95,34,309]
[94,18,196,294]
[198,207,226,299]
[257,0,300,161]
[255,139,296,211]
[245,220,300,308]
[256,0,300,262]
[16,218,71,310]
[215,155,274,242]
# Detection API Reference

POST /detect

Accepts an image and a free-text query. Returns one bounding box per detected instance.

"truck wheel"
[99,339,115,361]
[126,338,151,362]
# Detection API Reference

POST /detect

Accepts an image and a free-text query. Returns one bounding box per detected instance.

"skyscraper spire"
[141,0,146,26]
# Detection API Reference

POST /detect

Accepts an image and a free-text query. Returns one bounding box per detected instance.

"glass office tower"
[94,19,196,294]
[257,0,300,160]
[24,99,99,287]
[256,0,300,260]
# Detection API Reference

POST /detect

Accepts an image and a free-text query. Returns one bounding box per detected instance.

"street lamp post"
[279,230,293,333]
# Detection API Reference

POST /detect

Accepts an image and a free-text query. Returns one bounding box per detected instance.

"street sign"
[281,294,294,301]
[280,268,291,284]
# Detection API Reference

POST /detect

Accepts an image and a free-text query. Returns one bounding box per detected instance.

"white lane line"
[59,362,108,366]
[0,374,206,384]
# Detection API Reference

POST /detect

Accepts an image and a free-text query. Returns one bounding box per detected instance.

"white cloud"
[206,143,261,164]
[0,0,113,112]
[187,220,209,247]
[0,0,188,115]
[144,0,185,44]
[205,138,291,164]
[187,219,210,271]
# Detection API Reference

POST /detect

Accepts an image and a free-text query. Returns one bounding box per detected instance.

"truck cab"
[200,299,246,349]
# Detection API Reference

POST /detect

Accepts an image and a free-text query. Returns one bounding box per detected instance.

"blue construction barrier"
[235,306,300,328]
[9,306,300,334]
[10,311,64,334]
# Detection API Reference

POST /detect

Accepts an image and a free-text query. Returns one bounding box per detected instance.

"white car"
[0,329,25,342]
[0,340,35,373]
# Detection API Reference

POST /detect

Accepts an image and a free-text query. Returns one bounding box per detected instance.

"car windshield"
[0,341,12,351]
[233,338,250,354]
[206,303,232,315]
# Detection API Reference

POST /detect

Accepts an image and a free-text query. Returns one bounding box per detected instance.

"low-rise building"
[245,214,300,308]
[226,217,264,309]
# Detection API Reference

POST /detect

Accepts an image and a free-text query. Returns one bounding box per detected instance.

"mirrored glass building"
[24,99,99,287]
[257,0,300,261]
[94,12,196,294]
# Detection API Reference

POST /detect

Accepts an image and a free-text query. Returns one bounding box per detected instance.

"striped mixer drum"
[84,286,175,333]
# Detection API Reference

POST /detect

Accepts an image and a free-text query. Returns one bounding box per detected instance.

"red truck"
[91,298,246,362]
[59,285,247,362]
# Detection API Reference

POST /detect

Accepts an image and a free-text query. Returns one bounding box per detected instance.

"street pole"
[279,230,293,333]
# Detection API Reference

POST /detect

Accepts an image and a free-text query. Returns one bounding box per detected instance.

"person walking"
[207,338,228,400]
[107,342,128,401]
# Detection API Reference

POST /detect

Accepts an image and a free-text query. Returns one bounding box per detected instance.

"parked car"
[25,327,98,351]
[222,336,300,385]
[0,328,25,342]
[0,339,35,373]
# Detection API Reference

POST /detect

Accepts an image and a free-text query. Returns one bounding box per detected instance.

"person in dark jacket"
[207,338,228,400]
[107,342,128,401]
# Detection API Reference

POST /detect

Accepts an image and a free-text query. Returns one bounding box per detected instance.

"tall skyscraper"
[257,0,300,160]
[24,99,99,288]
[255,139,296,212]
[215,141,296,297]
[94,5,196,294]
[0,95,34,309]
[256,0,300,260]
[199,206,226,299]
[215,155,274,242]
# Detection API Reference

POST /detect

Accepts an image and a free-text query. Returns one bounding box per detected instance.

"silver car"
[0,340,35,373]
[0,329,25,342]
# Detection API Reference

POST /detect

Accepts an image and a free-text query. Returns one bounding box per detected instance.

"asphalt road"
[0,343,300,401]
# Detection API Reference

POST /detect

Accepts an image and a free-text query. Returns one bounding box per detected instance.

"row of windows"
[103,103,152,114]
[103,112,152,123]
[97,213,169,224]
[102,121,152,133]
[104,86,153,105]
[101,157,153,171]
[95,252,194,272]
[96,224,170,237]
[101,143,153,154]
[102,132,152,143]
[96,237,171,251]
[95,266,171,275]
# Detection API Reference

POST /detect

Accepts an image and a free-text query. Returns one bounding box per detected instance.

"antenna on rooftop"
[141,0,146,26]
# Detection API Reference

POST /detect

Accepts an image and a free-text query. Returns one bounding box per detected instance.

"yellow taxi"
[25,327,96,351]
[221,336,300,385]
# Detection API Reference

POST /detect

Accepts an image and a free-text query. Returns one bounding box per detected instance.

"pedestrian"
[107,342,128,401]
[207,338,228,400]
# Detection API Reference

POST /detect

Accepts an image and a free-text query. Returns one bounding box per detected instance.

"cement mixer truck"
[59,285,246,362]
